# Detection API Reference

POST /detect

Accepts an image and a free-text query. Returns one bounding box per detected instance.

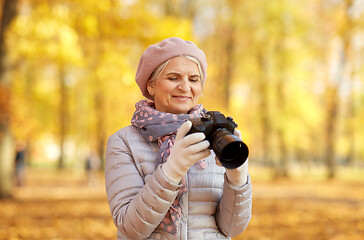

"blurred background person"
[85,149,101,186]
[14,140,26,187]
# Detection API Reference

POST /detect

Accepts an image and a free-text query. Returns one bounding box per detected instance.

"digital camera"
[188,111,249,169]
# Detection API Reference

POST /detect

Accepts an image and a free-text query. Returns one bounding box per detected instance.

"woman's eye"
[190,78,199,82]
[168,77,178,81]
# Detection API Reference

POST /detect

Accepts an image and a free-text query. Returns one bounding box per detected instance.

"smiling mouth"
[173,96,191,101]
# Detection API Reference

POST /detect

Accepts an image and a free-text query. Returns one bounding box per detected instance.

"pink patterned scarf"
[131,99,206,235]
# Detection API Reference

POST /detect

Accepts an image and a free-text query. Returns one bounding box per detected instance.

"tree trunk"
[95,89,106,170]
[342,0,356,166]
[0,0,19,198]
[274,16,288,178]
[222,29,234,111]
[257,48,273,169]
[325,86,338,179]
[345,93,356,165]
[220,0,238,111]
[58,63,67,169]
[323,0,354,179]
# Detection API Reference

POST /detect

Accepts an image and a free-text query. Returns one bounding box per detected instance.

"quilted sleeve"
[105,132,181,239]
[216,174,252,237]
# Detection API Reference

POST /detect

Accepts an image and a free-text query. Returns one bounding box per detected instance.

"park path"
[1,167,364,240]
[0,169,115,240]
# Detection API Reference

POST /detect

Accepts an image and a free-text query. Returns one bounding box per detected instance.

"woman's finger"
[176,121,192,141]
[186,139,210,154]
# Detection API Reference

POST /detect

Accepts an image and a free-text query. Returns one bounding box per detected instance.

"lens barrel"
[212,129,249,169]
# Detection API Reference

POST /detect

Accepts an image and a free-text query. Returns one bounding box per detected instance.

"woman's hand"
[223,129,249,187]
[162,121,211,183]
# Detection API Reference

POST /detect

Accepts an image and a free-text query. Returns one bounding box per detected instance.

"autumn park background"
[0,0,364,239]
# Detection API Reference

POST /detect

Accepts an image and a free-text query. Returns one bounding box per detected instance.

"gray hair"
[148,55,204,85]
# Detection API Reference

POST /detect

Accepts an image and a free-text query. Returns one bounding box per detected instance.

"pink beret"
[135,37,208,100]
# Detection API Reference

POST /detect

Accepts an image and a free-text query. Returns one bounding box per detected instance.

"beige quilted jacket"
[105,125,252,240]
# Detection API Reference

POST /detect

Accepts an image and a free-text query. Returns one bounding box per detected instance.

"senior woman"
[105,37,252,240]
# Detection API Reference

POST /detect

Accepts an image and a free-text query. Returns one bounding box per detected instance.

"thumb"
[234,129,242,140]
[176,121,192,141]
[215,156,223,167]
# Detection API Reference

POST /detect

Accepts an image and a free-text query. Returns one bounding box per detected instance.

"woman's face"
[147,56,203,114]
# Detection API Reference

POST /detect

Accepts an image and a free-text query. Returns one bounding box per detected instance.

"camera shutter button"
[201,116,210,121]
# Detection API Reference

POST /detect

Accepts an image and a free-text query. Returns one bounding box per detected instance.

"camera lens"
[221,142,244,160]
[212,129,249,169]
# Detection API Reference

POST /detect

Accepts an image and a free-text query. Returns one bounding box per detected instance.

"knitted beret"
[135,37,208,100]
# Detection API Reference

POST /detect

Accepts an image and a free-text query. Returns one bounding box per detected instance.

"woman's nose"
[177,79,190,91]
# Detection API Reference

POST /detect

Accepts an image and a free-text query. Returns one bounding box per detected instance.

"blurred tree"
[321,0,357,178]
[202,0,238,112]
[273,13,289,178]
[341,0,361,166]
[58,62,68,169]
[0,0,19,198]
[215,0,238,111]
[256,46,274,169]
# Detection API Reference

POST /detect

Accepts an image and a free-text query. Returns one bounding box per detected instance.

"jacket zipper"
[180,172,189,240]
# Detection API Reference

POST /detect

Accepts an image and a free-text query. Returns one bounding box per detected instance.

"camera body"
[188,111,249,169]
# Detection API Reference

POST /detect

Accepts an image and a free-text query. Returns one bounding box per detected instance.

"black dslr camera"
[188,111,249,169]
